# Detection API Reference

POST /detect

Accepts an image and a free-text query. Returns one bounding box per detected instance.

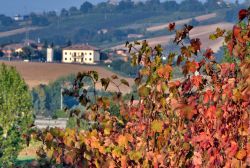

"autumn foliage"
[31,8,250,167]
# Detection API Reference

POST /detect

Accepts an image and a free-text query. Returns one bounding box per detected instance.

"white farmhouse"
[62,44,100,64]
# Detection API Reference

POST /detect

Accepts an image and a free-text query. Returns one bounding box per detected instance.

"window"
[85,58,87,61]
[89,58,92,61]
[81,52,84,56]
[65,58,67,61]
[65,52,67,55]
[89,52,92,55]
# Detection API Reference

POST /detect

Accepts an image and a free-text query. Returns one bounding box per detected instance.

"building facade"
[47,47,54,62]
[62,44,100,64]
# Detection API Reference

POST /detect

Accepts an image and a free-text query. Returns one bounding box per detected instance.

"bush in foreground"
[31,8,250,167]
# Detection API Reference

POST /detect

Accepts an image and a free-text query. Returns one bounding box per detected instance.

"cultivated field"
[0,27,41,38]
[112,22,234,52]
[146,13,217,32]
[0,61,134,93]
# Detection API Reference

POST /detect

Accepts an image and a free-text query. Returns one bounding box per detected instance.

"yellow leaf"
[104,127,111,135]
[151,120,164,133]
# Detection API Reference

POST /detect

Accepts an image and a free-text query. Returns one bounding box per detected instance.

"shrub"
[32,8,250,167]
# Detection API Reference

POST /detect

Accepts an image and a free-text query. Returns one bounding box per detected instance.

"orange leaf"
[191,75,202,87]
[157,64,172,79]
[205,106,216,119]
[121,155,127,168]
[235,149,247,160]
[185,60,199,73]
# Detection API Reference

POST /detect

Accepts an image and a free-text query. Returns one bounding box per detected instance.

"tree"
[0,64,33,167]
[179,0,205,11]
[204,0,227,10]
[117,0,134,10]
[0,50,4,57]
[69,6,80,16]
[80,1,94,13]
[0,15,15,26]
[20,46,34,60]
[60,8,69,17]
[32,8,250,167]
[163,0,179,11]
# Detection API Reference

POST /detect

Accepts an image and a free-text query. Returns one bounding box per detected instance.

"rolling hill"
[111,22,234,52]
[0,61,134,93]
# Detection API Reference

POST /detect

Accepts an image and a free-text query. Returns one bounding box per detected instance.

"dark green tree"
[80,1,94,13]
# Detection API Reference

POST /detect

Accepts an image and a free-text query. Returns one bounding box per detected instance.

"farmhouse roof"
[63,44,100,51]
[2,43,25,50]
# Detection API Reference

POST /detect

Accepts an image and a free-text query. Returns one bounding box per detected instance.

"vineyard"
[0,8,249,168]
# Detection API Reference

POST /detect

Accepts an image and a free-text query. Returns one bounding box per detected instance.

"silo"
[47,47,54,62]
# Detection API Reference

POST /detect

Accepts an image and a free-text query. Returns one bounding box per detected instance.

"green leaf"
[90,71,99,82]
[101,78,110,91]
[209,34,217,40]
[120,79,129,87]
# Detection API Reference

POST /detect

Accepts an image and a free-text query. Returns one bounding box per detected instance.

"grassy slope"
[0,10,214,46]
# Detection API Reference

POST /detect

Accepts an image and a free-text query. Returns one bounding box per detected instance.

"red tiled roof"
[63,44,100,51]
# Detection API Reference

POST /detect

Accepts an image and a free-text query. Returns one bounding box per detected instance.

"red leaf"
[121,155,127,168]
[191,75,202,87]
[204,90,213,104]
[168,22,175,31]
[233,26,245,43]
[190,38,201,54]
[225,141,238,158]
[227,39,234,56]
[238,9,248,21]
[205,106,216,119]
[203,48,214,60]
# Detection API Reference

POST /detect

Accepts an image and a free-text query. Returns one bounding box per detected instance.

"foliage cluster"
[0,64,33,167]
[29,8,250,167]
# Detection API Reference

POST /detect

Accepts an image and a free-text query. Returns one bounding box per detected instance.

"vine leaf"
[168,22,175,31]
[238,9,248,21]
[151,120,164,133]
[235,149,247,160]
[101,78,110,91]
[120,79,130,87]
[138,85,150,97]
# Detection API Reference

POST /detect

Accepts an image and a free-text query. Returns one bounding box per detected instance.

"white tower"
[47,47,54,62]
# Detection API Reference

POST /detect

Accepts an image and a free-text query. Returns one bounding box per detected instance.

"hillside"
[0,61,134,93]
[0,0,241,47]
[111,22,234,52]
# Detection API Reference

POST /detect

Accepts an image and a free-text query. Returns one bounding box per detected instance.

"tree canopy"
[0,64,33,166]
